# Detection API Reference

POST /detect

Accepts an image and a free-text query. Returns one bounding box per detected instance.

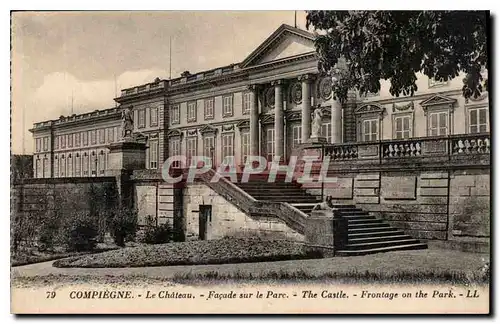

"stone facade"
[183,184,303,241]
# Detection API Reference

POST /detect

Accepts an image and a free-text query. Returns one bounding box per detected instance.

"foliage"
[108,207,138,247]
[62,212,99,252]
[140,216,173,245]
[305,11,488,102]
[11,211,39,253]
[53,238,321,268]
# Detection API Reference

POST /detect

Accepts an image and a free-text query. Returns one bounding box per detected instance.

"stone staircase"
[331,204,427,256]
[231,173,427,256]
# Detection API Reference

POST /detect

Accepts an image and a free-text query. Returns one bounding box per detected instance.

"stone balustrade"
[312,133,490,165]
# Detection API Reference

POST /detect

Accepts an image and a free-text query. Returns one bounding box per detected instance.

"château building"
[30,24,490,178]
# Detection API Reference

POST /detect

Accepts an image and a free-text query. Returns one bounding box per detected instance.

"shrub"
[141,217,173,244]
[108,208,138,247]
[62,212,99,252]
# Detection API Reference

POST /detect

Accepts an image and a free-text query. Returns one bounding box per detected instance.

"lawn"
[53,238,322,268]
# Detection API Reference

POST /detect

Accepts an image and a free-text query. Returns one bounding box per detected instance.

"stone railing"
[315,133,490,164]
[192,168,307,234]
[451,135,490,154]
[196,168,257,215]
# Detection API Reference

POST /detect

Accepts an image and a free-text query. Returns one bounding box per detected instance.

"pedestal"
[307,136,327,144]
[305,209,348,257]
[106,140,147,174]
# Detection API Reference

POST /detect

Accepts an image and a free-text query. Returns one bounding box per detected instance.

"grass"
[171,267,490,285]
[53,238,323,268]
[11,246,119,267]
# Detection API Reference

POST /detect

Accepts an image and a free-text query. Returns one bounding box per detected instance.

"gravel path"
[11,248,489,285]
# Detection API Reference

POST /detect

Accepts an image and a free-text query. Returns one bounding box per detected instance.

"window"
[292,125,302,148]
[469,107,488,133]
[42,156,48,178]
[321,122,332,143]
[266,128,275,161]
[107,128,114,143]
[35,138,41,152]
[221,133,234,161]
[150,107,158,127]
[138,109,146,128]
[83,154,89,176]
[91,152,97,176]
[170,105,180,124]
[99,151,105,174]
[203,136,215,165]
[60,155,65,177]
[114,126,119,141]
[429,111,448,136]
[68,134,73,148]
[149,140,158,169]
[99,129,105,144]
[223,95,233,117]
[75,154,81,176]
[82,131,88,146]
[186,137,198,166]
[35,157,41,178]
[204,98,214,120]
[67,155,73,177]
[54,136,59,150]
[187,102,197,122]
[169,138,181,168]
[61,135,66,148]
[362,119,379,142]
[90,130,97,145]
[54,156,59,178]
[394,115,412,139]
[241,131,250,163]
[242,92,252,114]
[43,137,49,151]
[75,133,81,147]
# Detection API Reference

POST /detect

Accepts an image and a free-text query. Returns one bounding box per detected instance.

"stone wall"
[12,177,117,244]
[305,168,490,245]
[183,183,303,241]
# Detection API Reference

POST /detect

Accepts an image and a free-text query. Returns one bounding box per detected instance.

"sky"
[11,10,309,154]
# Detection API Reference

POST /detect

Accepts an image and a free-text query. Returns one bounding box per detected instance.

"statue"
[312,195,334,211]
[311,106,323,138]
[121,106,134,139]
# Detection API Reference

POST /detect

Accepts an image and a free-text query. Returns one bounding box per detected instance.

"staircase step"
[345,238,420,250]
[335,243,428,256]
[349,234,412,244]
[348,226,395,234]
[348,230,406,239]
[347,219,382,224]
[342,215,377,221]
[348,223,390,229]
[339,210,369,216]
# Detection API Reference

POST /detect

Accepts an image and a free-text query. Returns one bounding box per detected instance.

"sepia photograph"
[9,9,491,314]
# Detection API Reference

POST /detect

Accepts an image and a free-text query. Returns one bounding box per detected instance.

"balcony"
[300,133,491,171]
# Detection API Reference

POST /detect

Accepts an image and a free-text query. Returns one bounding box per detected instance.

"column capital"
[247,84,261,92]
[271,79,285,87]
[298,73,316,83]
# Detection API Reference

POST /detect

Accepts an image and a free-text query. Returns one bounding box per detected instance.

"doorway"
[199,205,212,240]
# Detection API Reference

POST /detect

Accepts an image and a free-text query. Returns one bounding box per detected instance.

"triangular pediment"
[355,103,385,115]
[236,120,250,129]
[199,124,218,135]
[167,129,183,138]
[240,24,316,68]
[420,94,457,107]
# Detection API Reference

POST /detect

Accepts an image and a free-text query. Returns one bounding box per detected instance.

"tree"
[305,11,488,103]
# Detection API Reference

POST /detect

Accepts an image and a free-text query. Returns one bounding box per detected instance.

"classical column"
[272,80,284,161]
[248,84,260,157]
[331,98,343,144]
[299,74,314,143]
